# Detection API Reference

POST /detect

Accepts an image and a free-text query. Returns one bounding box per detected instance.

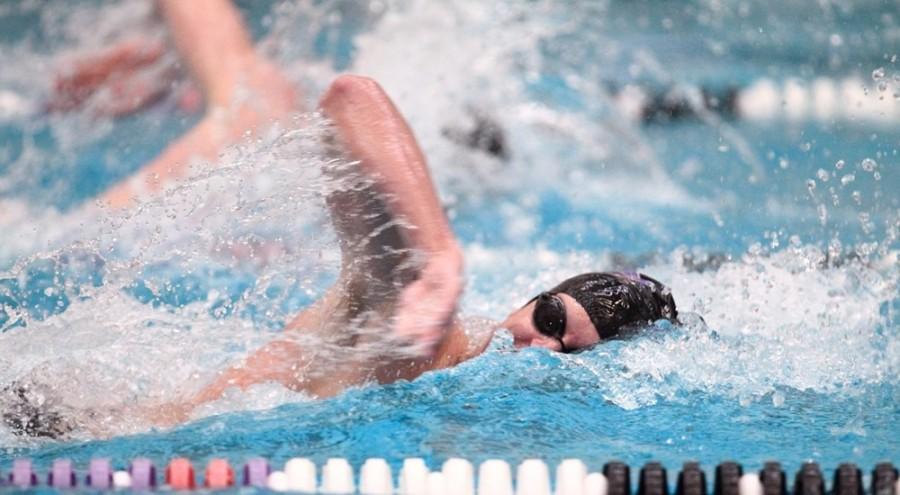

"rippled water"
[0,0,897,479]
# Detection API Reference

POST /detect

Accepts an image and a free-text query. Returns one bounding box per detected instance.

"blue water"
[0,0,897,488]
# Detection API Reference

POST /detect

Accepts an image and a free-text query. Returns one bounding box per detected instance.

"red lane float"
[165,458,196,490]
[204,459,234,489]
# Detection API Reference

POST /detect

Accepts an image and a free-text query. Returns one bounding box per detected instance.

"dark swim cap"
[548,272,677,339]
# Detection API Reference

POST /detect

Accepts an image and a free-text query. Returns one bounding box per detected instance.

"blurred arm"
[156,0,255,106]
[148,337,369,426]
[102,0,299,208]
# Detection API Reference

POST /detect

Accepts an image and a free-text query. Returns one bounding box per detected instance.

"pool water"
[0,0,897,484]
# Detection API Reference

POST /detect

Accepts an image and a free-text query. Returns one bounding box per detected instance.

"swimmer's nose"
[502,305,556,349]
[500,316,559,350]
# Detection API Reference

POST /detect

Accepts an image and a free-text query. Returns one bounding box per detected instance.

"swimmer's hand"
[392,247,464,356]
[48,37,180,116]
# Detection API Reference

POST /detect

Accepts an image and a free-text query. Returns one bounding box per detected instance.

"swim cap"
[548,272,677,339]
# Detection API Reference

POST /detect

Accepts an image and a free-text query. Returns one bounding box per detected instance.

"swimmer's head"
[501,272,677,353]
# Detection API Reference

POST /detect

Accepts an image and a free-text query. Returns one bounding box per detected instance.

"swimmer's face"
[501,292,601,353]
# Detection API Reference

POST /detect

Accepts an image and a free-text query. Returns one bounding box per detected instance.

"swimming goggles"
[531,292,570,353]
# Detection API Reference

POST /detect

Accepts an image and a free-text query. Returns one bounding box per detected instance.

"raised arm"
[313,76,464,355]
[152,76,465,424]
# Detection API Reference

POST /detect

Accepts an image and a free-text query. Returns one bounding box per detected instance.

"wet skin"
[501,293,601,352]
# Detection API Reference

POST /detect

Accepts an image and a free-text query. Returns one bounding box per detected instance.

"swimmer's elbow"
[320,74,387,110]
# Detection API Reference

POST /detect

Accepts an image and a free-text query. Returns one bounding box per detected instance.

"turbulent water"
[0,0,897,475]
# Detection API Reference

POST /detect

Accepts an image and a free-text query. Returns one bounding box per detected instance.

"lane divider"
[0,458,896,494]
[612,77,899,125]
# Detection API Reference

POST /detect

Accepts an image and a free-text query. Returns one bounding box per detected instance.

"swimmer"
[138,73,679,426]
[0,73,678,435]
[2,0,677,436]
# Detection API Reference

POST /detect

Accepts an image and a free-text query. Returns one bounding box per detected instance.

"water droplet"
[806,179,817,191]
[872,67,886,81]
[817,204,828,226]
[828,238,843,260]
[841,174,855,186]
[779,158,790,169]
[712,211,725,227]
[873,171,881,181]
[834,159,845,170]
[877,81,888,92]
[859,211,874,234]
[816,169,830,181]
[861,158,877,172]
[772,391,785,407]
[851,190,862,204]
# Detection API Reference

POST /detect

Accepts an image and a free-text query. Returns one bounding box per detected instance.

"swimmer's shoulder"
[459,316,497,358]
[428,316,496,370]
